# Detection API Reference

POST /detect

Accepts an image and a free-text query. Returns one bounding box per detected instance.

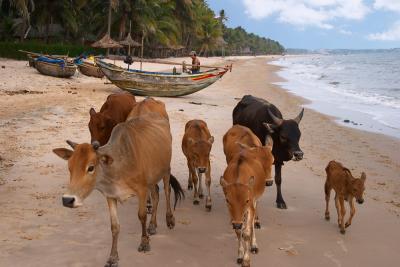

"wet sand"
[0,56,399,266]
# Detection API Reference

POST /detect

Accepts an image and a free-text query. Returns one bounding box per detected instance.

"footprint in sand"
[324,251,342,267]
[337,239,348,253]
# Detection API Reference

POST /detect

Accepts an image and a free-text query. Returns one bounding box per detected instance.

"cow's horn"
[268,109,283,126]
[293,108,304,124]
[66,140,77,149]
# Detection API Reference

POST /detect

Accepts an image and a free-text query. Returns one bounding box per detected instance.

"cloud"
[374,0,400,13]
[242,0,370,29]
[339,29,352,35]
[367,21,400,41]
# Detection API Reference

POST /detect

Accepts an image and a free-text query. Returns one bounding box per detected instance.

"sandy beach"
[0,56,399,266]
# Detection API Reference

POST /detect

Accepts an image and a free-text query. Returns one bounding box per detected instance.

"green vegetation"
[0,0,285,59]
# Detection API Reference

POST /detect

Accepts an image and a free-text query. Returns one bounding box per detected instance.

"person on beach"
[189,51,200,74]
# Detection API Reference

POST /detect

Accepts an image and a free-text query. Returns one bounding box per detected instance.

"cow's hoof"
[147,223,157,235]
[254,221,261,229]
[325,214,330,221]
[193,199,200,205]
[251,246,259,254]
[265,180,273,187]
[188,184,193,190]
[340,229,346,235]
[237,258,243,264]
[138,237,150,252]
[242,261,250,267]
[206,204,212,211]
[104,256,119,267]
[166,214,175,229]
[276,202,287,209]
[345,222,351,228]
[199,193,204,199]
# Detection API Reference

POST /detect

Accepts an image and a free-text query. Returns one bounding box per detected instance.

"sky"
[208,0,400,49]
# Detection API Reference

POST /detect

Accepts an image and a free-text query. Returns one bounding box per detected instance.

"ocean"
[271,50,400,139]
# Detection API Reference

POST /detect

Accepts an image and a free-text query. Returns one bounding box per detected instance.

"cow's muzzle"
[198,167,206,174]
[232,223,243,230]
[357,198,364,204]
[62,194,82,208]
[293,151,304,161]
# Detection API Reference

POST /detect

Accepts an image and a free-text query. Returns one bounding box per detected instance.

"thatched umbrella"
[91,33,123,57]
[120,22,141,56]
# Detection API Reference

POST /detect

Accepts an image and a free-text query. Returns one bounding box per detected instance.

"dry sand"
[0,56,399,267]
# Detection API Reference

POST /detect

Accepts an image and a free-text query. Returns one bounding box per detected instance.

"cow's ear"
[248,176,255,187]
[263,123,275,133]
[89,108,96,116]
[53,148,73,160]
[208,136,214,144]
[360,172,366,182]
[220,176,229,187]
[100,154,114,165]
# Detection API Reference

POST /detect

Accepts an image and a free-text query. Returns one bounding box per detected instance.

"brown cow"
[182,119,214,210]
[127,97,168,121]
[89,93,136,146]
[221,135,274,267]
[223,125,274,187]
[53,113,184,267]
[325,160,366,234]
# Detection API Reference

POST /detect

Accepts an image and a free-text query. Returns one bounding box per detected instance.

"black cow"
[233,95,304,209]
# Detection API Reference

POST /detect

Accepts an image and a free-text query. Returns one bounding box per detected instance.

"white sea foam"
[271,52,400,139]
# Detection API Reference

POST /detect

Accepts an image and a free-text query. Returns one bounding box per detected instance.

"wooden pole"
[140,31,144,71]
[107,0,112,56]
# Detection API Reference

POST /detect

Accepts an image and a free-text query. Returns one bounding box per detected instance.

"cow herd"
[52,92,367,267]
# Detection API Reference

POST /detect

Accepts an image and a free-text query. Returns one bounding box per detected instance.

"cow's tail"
[169,174,185,209]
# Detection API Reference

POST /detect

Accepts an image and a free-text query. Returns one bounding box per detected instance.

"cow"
[182,120,214,210]
[127,97,169,121]
[324,160,366,234]
[53,113,184,267]
[233,95,304,209]
[223,124,274,187]
[220,139,274,267]
[88,93,136,146]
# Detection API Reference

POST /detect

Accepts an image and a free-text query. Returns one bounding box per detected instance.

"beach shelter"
[91,33,123,51]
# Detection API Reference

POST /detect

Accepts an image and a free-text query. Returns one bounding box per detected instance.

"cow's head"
[352,172,366,204]
[263,108,304,161]
[88,108,117,146]
[188,136,214,174]
[53,140,107,208]
[220,176,254,230]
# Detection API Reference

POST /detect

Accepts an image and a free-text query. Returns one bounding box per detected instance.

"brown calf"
[53,112,184,267]
[89,93,136,145]
[221,133,274,267]
[223,125,274,187]
[127,97,169,121]
[325,160,366,234]
[182,119,214,210]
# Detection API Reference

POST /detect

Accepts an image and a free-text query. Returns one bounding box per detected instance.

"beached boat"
[19,50,69,68]
[95,59,229,97]
[77,60,104,78]
[35,57,76,78]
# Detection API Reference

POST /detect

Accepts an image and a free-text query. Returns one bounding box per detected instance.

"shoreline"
[0,56,399,266]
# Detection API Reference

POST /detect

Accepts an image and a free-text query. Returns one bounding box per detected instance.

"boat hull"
[77,62,104,78]
[36,61,76,78]
[96,60,227,97]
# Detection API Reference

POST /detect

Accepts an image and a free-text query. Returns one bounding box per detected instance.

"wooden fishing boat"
[35,58,76,78]
[77,61,104,78]
[95,59,229,97]
[19,50,69,68]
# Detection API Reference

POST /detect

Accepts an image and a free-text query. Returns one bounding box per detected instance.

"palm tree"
[4,0,34,40]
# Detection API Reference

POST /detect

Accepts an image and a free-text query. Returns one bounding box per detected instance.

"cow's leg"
[105,198,120,267]
[205,160,212,211]
[345,196,355,228]
[334,194,341,226]
[146,189,153,214]
[242,209,252,267]
[198,171,204,199]
[339,196,346,234]
[137,188,150,252]
[254,201,261,229]
[250,203,258,254]
[163,171,175,229]
[191,165,200,205]
[324,182,332,220]
[235,229,244,265]
[147,184,159,235]
[275,162,287,209]
[187,161,193,190]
